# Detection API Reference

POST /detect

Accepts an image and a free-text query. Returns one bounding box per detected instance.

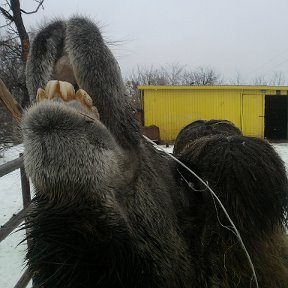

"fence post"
[19,153,31,208]
[19,153,33,288]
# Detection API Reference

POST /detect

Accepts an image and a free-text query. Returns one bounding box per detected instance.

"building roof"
[138,85,288,91]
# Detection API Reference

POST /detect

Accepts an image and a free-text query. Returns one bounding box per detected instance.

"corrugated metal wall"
[140,86,288,142]
[144,88,241,141]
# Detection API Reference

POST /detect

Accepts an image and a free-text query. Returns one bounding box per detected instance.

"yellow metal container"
[138,85,288,142]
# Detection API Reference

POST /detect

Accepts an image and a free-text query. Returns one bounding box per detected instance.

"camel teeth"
[39,80,99,121]
[91,106,100,120]
[45,80,75,100]
[36,88,47,102]
[75,89,93,107]
[59,81,75,100]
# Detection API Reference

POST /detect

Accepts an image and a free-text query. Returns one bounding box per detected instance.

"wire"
[247,47,288,77]
[143,135,259,288]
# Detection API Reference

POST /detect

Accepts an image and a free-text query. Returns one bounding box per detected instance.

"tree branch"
[20,0,44,15]
[0,21,13,28]
[0,6,14,21]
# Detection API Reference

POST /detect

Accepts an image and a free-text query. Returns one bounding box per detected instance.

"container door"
[264,95,288,140]
[242,94,264,137]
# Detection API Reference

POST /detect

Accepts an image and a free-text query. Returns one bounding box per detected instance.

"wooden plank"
[0,208,29,242]
[0,156,24,177]
[0,78,22,124]
[13,268,32,288]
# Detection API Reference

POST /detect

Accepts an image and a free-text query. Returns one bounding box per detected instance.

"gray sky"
[2,0,288,84]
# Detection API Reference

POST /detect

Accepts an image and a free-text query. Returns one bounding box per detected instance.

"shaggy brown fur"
[173,119,242,155]
[23,17,193,288]
[177,135,288,287]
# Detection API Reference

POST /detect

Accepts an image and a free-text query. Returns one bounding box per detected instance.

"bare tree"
[0,1,44,147]
[182,66,222,86]
[229,70,245,85]
[125,65,168,107]
[126,64,222,96]
[0,0,44,62]
[269,71,286,86]
[0,35,27,104]
[0,0,45,106]
[253,75,269,86]
[161,63,185,85]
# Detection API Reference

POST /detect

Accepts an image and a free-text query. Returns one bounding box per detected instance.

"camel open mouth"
[36,80,100,121]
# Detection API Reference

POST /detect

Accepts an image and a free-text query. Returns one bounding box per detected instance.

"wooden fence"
[0,154,32,288]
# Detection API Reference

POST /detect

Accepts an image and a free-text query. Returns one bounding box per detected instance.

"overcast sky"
[1,0,288,84]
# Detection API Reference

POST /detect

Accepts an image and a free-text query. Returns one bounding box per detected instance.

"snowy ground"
[0,145,33,288]
[1,143,288,288]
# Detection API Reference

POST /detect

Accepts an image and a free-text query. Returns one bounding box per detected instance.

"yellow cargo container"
[138,85,288,143]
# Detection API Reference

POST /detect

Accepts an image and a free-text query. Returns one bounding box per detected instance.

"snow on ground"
[1,143,288,287]
[273,143,288,170]
[0,145,32,288]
